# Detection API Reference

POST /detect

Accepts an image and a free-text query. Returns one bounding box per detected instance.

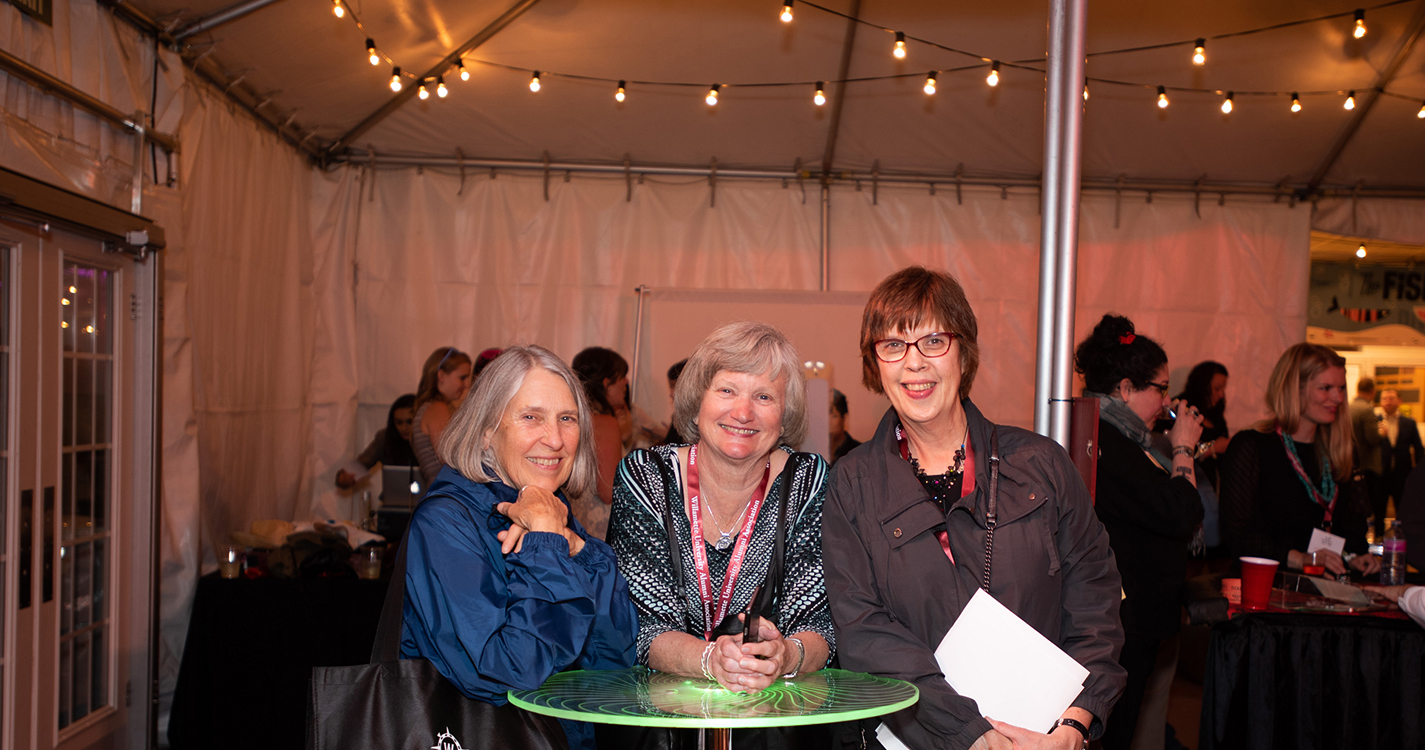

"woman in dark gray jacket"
[824,267,1126,750]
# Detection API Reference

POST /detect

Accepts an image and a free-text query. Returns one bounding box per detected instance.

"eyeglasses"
[1146,380,1170,396]
[873,332,956,363]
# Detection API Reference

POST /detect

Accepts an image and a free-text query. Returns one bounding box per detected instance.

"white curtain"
[306,172,1312,503]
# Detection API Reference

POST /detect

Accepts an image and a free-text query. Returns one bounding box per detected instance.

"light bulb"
[1192,39,1206,65]
[1291,93,1302,113]
[706,84,720,106]
[1345,91,1356,110]
[459,61,469,81]
[1418,103,1425,119]
[1221,92,1233,114]
[1357,243,1367,258]
[367,39,379,66]
[893,31,907,59]
[418,83,429,100]
[813,81,825,106]
[1083,83,1089,101]
[780,0,793,23]
[68,285,76,293]
[615,80,626,102]
[390,67,402,92]
[530,71,541,92]
[924,72,937,95]
[1157,85,1169,109]
[332,0,343,18]
[1354,9,1366,38]
[986,62,1000,87]
[436,76,447,98]
[410,480,420,493]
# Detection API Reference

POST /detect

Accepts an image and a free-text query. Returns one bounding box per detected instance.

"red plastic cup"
[1239,556,1279,610]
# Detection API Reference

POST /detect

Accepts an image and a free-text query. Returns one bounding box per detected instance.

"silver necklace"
[705,500,751,551]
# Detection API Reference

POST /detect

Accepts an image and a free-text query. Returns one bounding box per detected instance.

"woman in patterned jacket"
[607,321,833,746]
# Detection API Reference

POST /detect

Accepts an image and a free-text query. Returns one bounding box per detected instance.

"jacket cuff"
[1070,697,1108,740]
[952,717,994,750]
[518,530,571,556]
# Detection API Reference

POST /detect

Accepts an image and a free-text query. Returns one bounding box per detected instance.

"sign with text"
[1309,262,1425,335]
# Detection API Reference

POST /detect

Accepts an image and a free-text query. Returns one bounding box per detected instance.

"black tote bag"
[306,528,569,750]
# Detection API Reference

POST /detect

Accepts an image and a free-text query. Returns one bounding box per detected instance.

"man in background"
[1378,389,1423,531]
[1351,378,1386,537]
[660,359,688,445]
[829,389,860,465]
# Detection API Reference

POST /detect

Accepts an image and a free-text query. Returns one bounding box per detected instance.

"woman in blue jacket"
[400,345,638,750]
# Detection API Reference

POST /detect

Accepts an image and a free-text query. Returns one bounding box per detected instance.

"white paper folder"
[876,589,1090,750]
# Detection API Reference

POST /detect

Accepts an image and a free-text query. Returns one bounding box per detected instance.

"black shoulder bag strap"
[981,427,1001,593]
[369,503,482,663]
[646,449,694,635]
[761,452,802,625]
[371,528,411,663]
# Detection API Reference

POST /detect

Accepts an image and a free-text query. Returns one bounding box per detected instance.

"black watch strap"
[1050,717,1090,747]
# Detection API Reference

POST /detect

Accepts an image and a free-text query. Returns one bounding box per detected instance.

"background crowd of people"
[326,265,1423,750]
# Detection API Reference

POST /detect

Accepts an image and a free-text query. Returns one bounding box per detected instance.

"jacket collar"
[868,399,1041,527]
[427,465,573,518]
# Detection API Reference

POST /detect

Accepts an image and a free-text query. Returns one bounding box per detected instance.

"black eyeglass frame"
[1145,380,1171,396]
[872,331,958,363]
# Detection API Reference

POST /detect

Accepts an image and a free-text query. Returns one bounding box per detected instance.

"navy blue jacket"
[400,466,638,749]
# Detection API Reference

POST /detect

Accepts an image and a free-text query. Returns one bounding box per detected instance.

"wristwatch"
[1049,717,1090,749]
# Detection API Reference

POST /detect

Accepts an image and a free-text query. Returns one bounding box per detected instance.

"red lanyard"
[685,445,772,641]
[896,424,974,564]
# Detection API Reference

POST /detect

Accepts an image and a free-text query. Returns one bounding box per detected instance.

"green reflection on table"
[508,667,918,729]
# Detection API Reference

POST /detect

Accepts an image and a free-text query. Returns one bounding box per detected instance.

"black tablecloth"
[168,573,388,750]
[1200,612,1425,750]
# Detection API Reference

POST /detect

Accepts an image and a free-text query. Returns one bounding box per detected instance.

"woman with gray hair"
[400,345,637,750]
[607,321,833,744]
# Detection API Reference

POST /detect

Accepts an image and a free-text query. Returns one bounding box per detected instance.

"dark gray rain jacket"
[824,399,1126,750]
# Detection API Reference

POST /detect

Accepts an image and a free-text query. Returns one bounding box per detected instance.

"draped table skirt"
[1199,612,1424,750]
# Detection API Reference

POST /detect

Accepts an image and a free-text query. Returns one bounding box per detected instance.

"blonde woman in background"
[412,346,473,484]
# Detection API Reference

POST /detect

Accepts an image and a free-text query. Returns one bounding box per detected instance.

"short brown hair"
[672,321,808,448]
[860,266,980,397]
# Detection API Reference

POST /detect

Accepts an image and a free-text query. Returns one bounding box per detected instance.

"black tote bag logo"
[432,728,465,750]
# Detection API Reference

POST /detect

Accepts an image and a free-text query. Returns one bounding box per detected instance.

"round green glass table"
[509,667,918,750]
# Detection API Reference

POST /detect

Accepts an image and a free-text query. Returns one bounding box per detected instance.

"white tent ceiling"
[122,0,1425,191]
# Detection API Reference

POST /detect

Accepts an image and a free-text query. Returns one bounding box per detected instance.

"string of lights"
[329,0,1425,117]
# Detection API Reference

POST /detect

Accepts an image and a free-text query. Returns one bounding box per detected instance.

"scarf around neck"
[1088,391,1175,470]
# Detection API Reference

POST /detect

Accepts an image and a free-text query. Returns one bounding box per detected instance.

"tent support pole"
[630,285,648,406]
[172,0,287,41]
[820,181,830,291]
[1032,0,1067,437]
[337,154,1425,200]
[1046,0,1087,449]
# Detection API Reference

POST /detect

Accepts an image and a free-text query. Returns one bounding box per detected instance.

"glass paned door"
[3,220,148,750]
[58,262,112,730]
